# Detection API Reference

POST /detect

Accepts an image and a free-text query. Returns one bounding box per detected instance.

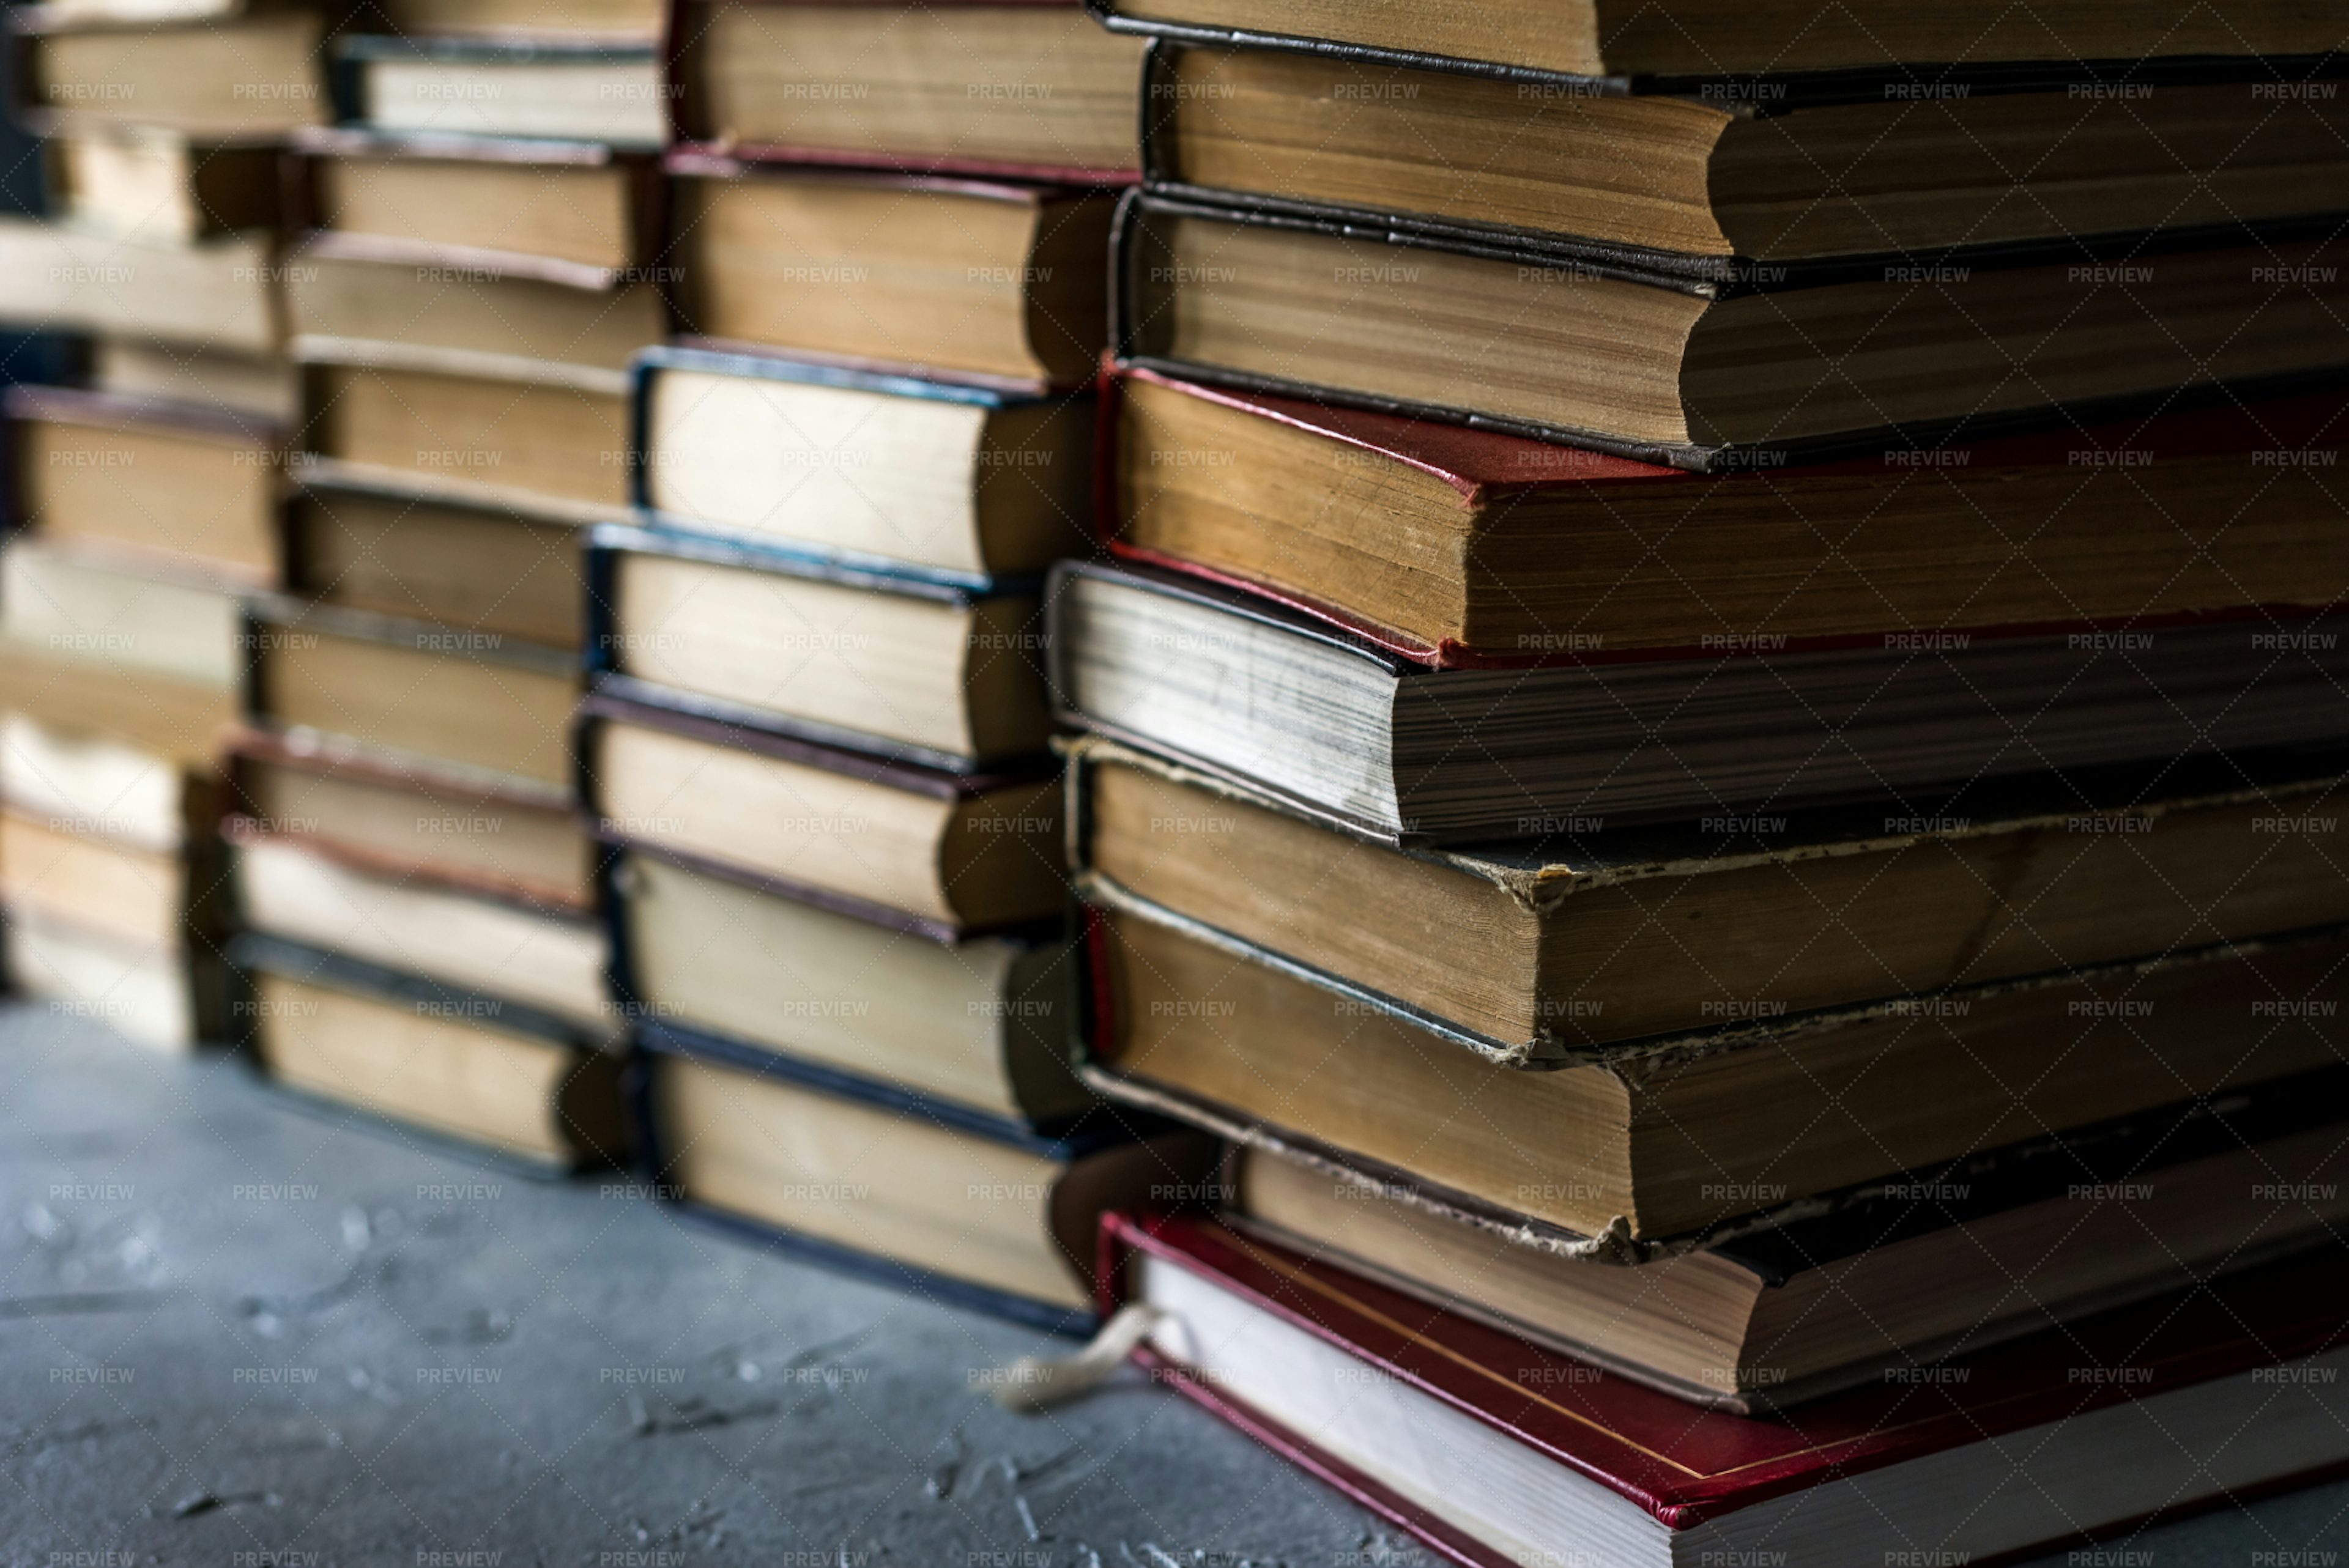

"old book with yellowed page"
[1079,898,2349,1252]
[1066,735,2349,1062]
[233,933,626,1170]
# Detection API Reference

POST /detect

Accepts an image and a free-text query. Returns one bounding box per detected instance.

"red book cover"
[1102,1213,2349,1565]
[1100,365,2349,668]
[664,0,1143,185]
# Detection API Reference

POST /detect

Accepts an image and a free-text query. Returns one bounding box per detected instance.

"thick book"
[231,823,610,1031]
[2,536,247,692]
[577,688,1063,939]
[0,220,281,355]
[299,358,636,517]
[1136,42,2349,273]
[631,344,1093,590]
[9,7,328,137]
[286,243,664,387]
[1219,1074,2349,1410]
[669,0,1146,183]
[587,521,1056,770]
[1066,734,2349,1061]
[286,467,594,649]
[227,724,598,914]
[245,594,583,794]
[1105,1212,2349,1568]
[631,1018,1214,1333]
[1049,560,2349,841]
[232,932,626,1172]
[333,35,667,146]
[1112,189,2349,470]
[7,385,289,586]
[1078,896,2349,1251]
[289,126,667,292]
[604,844,1080,1125]
[1085,0,2349,84]
[667,155,1116,391]
[1106,368,2349,666]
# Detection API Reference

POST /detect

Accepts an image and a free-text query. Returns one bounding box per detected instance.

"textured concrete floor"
[4,1003,2347,1568]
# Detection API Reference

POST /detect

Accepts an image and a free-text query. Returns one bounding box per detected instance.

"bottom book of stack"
[634,1021,1212,1332]
[1112,1213,2349,1568]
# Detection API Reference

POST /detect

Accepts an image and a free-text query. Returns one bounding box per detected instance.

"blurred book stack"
[1053,1,2349,1557]
[586,0,1206,1326]
[0,0,333,1049]
[220,0,677,1167]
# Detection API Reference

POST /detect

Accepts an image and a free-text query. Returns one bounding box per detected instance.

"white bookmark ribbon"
[990,1303,1167,1413]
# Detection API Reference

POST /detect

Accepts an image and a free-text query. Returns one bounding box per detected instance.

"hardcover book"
[1105,368,2349,666]
[1050,560,2349,841]
[334,35,668,146]
[285,469,593,649]
[631,344,1093,589]
[10,6,328,137]
[2,536,247,692]
[7,384,289,586]
[1105,1213,2349,1568]
[604,845,1082,1126]
[244,594,583,793]
[289,125,667,290]
[578,689,1062,938]
[226,724,598,913]
[0,220,283,354]
[231,823,611,1030]
[232,932,627,1171]
[1084,0,2349,84]
[1135,42,2349,270]
[631,1019,1214,1331]
[670,0,1146,183]
[667,156,1115,390]
[1219,1077,2349,1410]
[299,360,636,517]
[1078,897,2349,1251]
[1066,734,2349,1060]
[286,245,666,383]
[588,522,1056,770]
[1112,190,2349,469]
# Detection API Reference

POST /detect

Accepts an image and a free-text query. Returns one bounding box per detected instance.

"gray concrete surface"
[4,1003,2347,1568]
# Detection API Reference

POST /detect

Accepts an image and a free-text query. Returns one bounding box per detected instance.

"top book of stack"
[670,0,1148,182]
[1100,4,2349,468]
[1088,0,2346,83]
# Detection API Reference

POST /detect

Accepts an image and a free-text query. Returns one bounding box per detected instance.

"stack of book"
[221,0,675,1167]
[0,0,332,1049]
[584,0,1205,1326]
[1052,2,2349,1556]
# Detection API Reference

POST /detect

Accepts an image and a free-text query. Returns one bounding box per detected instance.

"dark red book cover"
[1102,1213,2349,1559]
[1100,365,2349,668]
[663,0,1143,185]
